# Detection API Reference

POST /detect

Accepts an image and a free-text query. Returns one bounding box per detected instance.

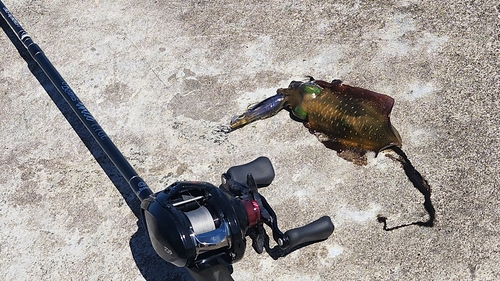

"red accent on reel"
[242,199,261,228]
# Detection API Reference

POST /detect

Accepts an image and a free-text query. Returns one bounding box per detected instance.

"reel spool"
[185,206,218,234]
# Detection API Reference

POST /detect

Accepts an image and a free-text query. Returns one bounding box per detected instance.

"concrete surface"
[1,0,499,280]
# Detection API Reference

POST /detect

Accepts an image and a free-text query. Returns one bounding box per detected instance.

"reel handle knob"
[226,156,275,188]
[280,216,334,250]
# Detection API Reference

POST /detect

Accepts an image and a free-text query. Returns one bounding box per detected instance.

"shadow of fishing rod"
[0,8,193,281]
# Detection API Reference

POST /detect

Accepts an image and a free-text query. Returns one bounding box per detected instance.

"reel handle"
[226,156,275,188]
[280,216,334,250]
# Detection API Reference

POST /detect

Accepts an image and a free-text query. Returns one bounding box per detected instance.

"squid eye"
[300,82,321,98]
[292,105,307,121]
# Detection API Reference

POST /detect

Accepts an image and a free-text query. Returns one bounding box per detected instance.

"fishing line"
[182,190,217,234]
[185,206,217,234]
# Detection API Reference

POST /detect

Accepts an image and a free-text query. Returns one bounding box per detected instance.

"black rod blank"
[0,1,153,201]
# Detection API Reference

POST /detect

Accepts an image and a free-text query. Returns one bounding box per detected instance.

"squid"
[231,77,401,165]
[229,77,435,229]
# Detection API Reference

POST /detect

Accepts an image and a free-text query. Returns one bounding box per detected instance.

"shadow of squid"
[229,77,435,229]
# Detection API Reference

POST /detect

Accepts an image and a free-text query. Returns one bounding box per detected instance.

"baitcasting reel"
[141,157,334,273]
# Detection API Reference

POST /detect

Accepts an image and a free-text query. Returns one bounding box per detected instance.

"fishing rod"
[1,2,334,280]
[0,3,153,201]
